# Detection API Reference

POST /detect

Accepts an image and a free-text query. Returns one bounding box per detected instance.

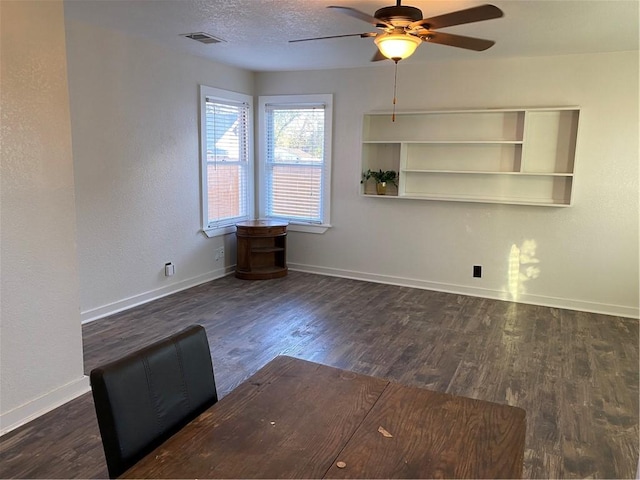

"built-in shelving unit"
[360,107,580,206]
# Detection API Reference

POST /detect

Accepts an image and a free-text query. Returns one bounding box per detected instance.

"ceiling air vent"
[180,32,225,45]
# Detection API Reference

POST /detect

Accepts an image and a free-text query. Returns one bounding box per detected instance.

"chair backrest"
[90,324,218,478]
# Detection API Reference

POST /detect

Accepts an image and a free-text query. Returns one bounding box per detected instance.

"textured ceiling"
[63,0,639,72]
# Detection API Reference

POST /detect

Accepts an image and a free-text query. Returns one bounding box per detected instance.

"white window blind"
[264,103,328,224]
[200,87,253,235]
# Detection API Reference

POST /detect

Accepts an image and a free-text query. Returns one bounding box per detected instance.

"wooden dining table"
[122,355,526,479]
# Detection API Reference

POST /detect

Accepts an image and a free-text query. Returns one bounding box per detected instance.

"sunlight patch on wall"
[507,239,540,301]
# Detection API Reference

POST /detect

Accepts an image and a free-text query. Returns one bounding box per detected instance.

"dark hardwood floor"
[1,272,638,479]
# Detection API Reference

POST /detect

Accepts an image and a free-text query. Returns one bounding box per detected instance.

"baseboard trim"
[0,375,90,436]
[79,263,637,322]
[81,266,235,324]
[289,263,639,319]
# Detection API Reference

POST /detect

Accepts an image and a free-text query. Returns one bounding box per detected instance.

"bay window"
[259,94,332,233]
[200,86,253,237]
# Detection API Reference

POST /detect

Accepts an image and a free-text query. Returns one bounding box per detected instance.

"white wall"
[256,51,639,318]
[64,21,255,320]
[64,18,638,321]
[0,0,88,434]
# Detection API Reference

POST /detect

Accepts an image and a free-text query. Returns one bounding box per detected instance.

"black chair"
[90,324,218,478]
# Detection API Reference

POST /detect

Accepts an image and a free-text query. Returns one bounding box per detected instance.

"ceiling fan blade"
[422,31,495,51]
[410,4,503,30]
[290,32,376,43]
[328,6,393,28]
[371,49,387,62]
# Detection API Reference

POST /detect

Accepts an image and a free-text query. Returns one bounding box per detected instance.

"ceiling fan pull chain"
[392,60,399,122]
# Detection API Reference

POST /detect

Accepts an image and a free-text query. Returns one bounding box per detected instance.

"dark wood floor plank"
[0,271,637,479]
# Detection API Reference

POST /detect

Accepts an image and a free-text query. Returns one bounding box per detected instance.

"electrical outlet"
[473,265,482,278]
[215,247,225,261]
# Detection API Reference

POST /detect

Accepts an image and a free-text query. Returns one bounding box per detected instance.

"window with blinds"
[200,86,253,236]
[260,95,332,230]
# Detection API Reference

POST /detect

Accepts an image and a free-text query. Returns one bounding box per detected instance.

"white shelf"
[402,170,574,176]
[361,107,579,206]
[364,140,524,145]
[361,192,571,207]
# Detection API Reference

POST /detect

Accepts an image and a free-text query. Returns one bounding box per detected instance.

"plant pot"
[376,182,387,195]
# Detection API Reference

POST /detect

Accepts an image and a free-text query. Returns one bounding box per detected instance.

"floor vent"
[180,32,225,44]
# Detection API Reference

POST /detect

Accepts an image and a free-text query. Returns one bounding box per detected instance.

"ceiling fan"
[290,1,504,62]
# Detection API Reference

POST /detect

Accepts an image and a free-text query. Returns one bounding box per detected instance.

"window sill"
[287,223,331,234]
[202,225,236,238]
[204,222,332,237]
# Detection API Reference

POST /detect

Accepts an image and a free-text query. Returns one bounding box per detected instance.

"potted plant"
[361,169,398,195]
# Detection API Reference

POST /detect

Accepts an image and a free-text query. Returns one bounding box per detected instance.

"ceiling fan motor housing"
[375,5,423,26]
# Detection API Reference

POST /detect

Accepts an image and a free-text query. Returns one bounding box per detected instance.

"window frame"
[199,86,254,238]
[258,94,333,234]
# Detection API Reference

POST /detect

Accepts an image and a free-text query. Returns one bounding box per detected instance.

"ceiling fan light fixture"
[374,32,421,60]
